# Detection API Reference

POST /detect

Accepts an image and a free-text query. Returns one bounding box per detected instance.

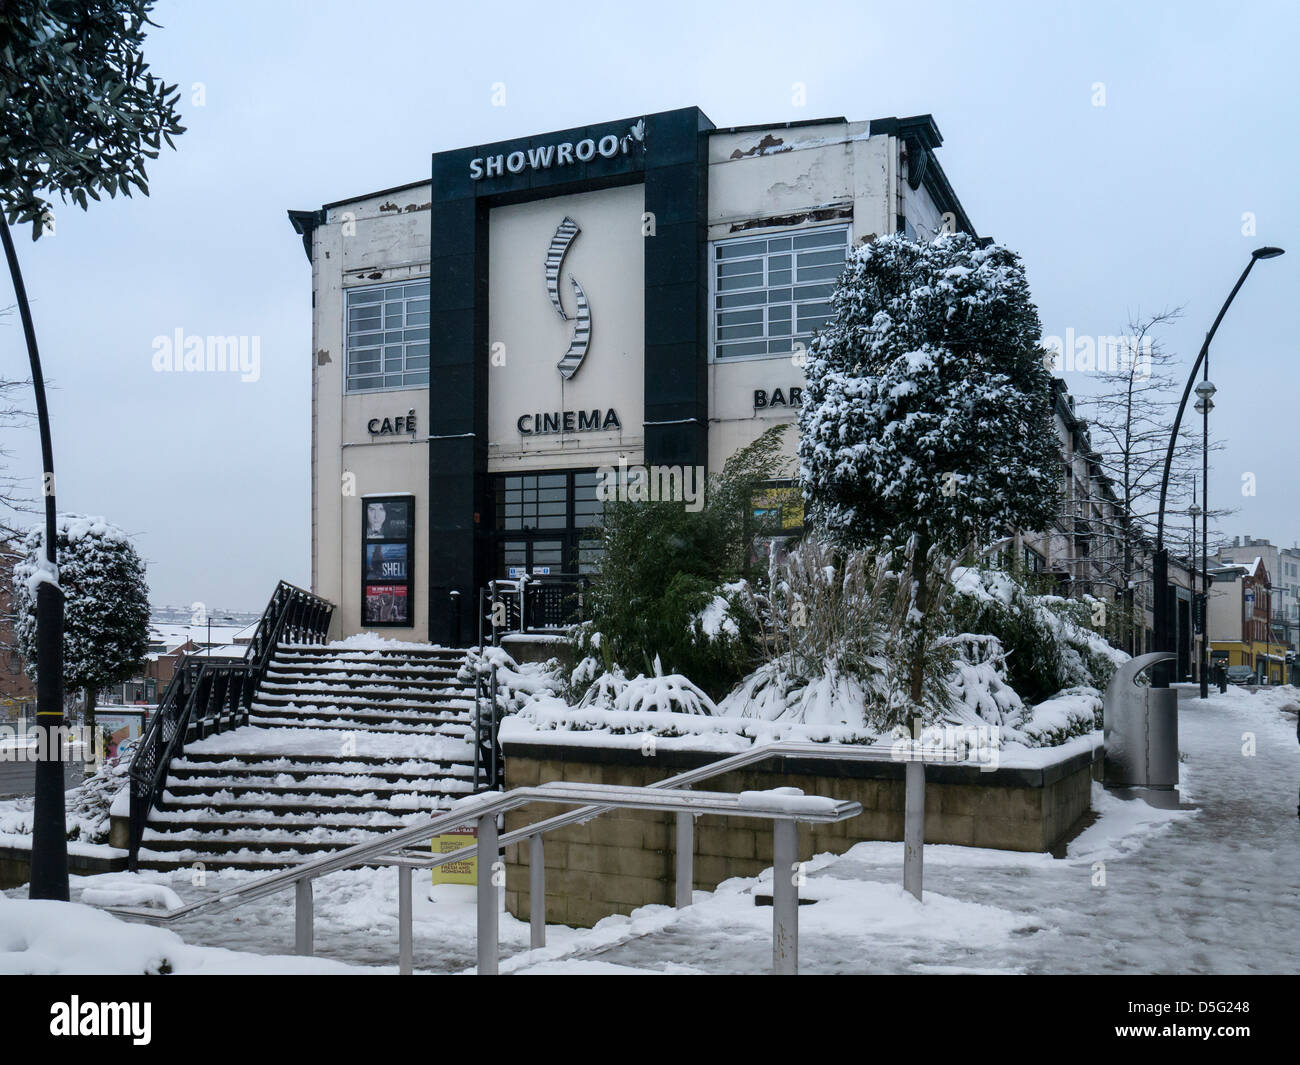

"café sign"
[369,411,416,436]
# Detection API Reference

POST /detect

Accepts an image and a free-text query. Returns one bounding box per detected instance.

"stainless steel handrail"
[111,780,864,975]
[107,735,997,972]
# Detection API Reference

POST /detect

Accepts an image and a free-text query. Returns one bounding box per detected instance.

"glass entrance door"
[496,537,564,578]
[491,470,603,576]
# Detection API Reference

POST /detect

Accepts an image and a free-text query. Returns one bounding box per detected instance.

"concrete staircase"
[136,642,480,872]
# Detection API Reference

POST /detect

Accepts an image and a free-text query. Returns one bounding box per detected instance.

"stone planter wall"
[502,739,1101,928]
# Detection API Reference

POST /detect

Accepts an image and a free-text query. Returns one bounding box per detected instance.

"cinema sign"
[469,120,645,181]
[517,408,622,436]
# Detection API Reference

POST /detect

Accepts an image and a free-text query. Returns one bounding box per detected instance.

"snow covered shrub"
[939,632,1029,732]
[12,514,150,738]
[578,425,788,698]
[721,536,956,730]
[614,661,718,716]
[798,233,1061,710]
[1017,687,1103,747]
[575,660,629,710]
[948,564,1123,704]
[458,645,565,714]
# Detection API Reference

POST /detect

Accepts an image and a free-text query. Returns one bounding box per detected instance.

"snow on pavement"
[3,686,1296,974]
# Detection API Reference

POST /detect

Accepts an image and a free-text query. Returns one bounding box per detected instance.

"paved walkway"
[548,688,1300,974]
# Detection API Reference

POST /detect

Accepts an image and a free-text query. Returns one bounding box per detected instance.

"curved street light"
[1152,247,1285,688]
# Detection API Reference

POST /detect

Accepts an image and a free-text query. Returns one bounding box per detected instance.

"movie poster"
[364,498,411,540]
[363,583,409,624]
[365,542,408,581]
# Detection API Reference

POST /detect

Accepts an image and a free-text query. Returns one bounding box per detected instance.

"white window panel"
[345,280,431,393]
[711,225,849,360]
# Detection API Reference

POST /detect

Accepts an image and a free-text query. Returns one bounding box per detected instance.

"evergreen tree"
[13,515,150,743]
[798,233,1061,708]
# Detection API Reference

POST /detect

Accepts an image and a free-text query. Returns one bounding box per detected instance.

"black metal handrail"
[126,581,334,868]
[472,661,503,793]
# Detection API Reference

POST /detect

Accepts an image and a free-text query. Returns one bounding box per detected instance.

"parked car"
[1225,665,1256,685]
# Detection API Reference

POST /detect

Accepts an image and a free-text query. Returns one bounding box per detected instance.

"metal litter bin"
[1103,651,1179,802]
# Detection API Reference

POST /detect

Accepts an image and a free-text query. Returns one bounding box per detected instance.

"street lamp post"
[203,615,235,656]
[1152,246,1284,688]
[1189,499,1204,691]
[1193,378,1216,698]
[0,216,68,901]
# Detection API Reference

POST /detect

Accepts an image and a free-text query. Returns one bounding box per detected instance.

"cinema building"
[288,106,975,644]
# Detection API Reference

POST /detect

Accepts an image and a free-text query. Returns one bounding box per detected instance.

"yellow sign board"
[431,826,477,885]
[752,485,804,530]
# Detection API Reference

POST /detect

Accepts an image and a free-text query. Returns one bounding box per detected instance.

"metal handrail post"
[529,834,545,950]
[398,864,413,975]
[675,812,694,908]
[903,760,925,901]
[489,664,499,788]
[295,878,314,956]
[772,820,798,975]
[472,669,482,792]
[476,812,499,974]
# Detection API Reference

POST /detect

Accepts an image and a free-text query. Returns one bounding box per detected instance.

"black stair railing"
[472,661,504,793]
[478,574,589,647]
[126,580,334,868]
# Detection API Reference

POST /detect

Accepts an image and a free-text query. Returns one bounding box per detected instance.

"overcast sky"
[1,0,1296,610]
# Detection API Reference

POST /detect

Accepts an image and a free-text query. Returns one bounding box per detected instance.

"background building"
[1216,535,1300,656]
[1207,555,1287,682]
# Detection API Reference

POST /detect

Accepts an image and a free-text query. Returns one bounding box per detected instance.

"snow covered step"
[241,720,472,744]
[253,688,474,714]
[247,699,471,728]
[139,833,396,856]
[160,772,474,801]
[182,724,471,761]
[160,785,465,807]
[145,803,456,831]
[154,795,467,821]
[273,646,467,668]
[135,848,387,872]
[169,754,473,781]
[147,810,429,832]
[264,663,465,683]
[259,677,470,698]
[135,642,483,873]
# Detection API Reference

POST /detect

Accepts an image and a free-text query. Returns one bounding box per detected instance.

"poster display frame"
[361,494,415,628]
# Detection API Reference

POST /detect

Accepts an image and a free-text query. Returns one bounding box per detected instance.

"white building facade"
[290,107,974,643]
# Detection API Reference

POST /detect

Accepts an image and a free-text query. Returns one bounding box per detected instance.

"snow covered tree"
[13,515,150,741]
[798,233,1061,710]
[579,425,789,698]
